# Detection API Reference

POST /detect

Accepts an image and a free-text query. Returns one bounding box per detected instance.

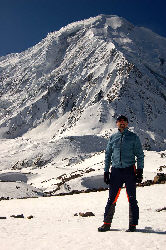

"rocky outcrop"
[153,173,166,184]
[74,212,95,217]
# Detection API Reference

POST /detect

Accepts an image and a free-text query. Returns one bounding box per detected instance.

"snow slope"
[0,143,165,198]
[0,184,166,250]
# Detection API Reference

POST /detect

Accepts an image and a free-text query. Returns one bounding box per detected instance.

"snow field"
[0,184,165,250]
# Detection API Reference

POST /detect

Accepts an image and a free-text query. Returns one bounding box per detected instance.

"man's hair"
[116,115,128,123]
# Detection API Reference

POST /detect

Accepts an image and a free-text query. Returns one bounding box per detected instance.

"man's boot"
[98,223,111,232]
[126,225,136,232]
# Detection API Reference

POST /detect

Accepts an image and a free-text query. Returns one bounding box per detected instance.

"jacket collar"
[118,127,128,135]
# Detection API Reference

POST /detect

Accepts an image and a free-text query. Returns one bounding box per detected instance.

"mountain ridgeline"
[0,15,166,150]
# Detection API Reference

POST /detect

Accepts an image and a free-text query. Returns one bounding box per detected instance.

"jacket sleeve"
[134,135,144,169]
[104,137,113,172]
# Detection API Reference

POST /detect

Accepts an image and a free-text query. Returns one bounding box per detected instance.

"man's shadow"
[136,227,166,234]
[108,227,166,234]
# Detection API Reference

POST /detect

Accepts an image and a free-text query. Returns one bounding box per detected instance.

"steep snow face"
[0,14,166,150]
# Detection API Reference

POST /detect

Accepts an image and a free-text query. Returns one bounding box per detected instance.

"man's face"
[116,119,128,130]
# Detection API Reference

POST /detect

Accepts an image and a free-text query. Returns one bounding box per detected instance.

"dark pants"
[104,166,139,226]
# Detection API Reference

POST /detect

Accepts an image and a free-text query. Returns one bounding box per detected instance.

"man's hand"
[104,172,110,185]
[136,169,143,183]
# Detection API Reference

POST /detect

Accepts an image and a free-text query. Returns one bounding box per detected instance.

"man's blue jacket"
[104,128,144,172]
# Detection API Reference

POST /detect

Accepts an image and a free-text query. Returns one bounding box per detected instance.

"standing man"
[98,115,144,232]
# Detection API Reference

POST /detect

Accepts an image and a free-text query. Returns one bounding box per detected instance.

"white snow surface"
[0,184,166,250]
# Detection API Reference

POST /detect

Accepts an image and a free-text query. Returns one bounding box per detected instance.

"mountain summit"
[0,14,166,151]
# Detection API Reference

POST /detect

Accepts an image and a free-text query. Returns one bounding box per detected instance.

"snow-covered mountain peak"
[61,14,133,31]
[46,14,133,42]
[0,14,166,153]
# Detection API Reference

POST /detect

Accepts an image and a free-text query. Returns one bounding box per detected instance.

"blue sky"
[0,0,165,57]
